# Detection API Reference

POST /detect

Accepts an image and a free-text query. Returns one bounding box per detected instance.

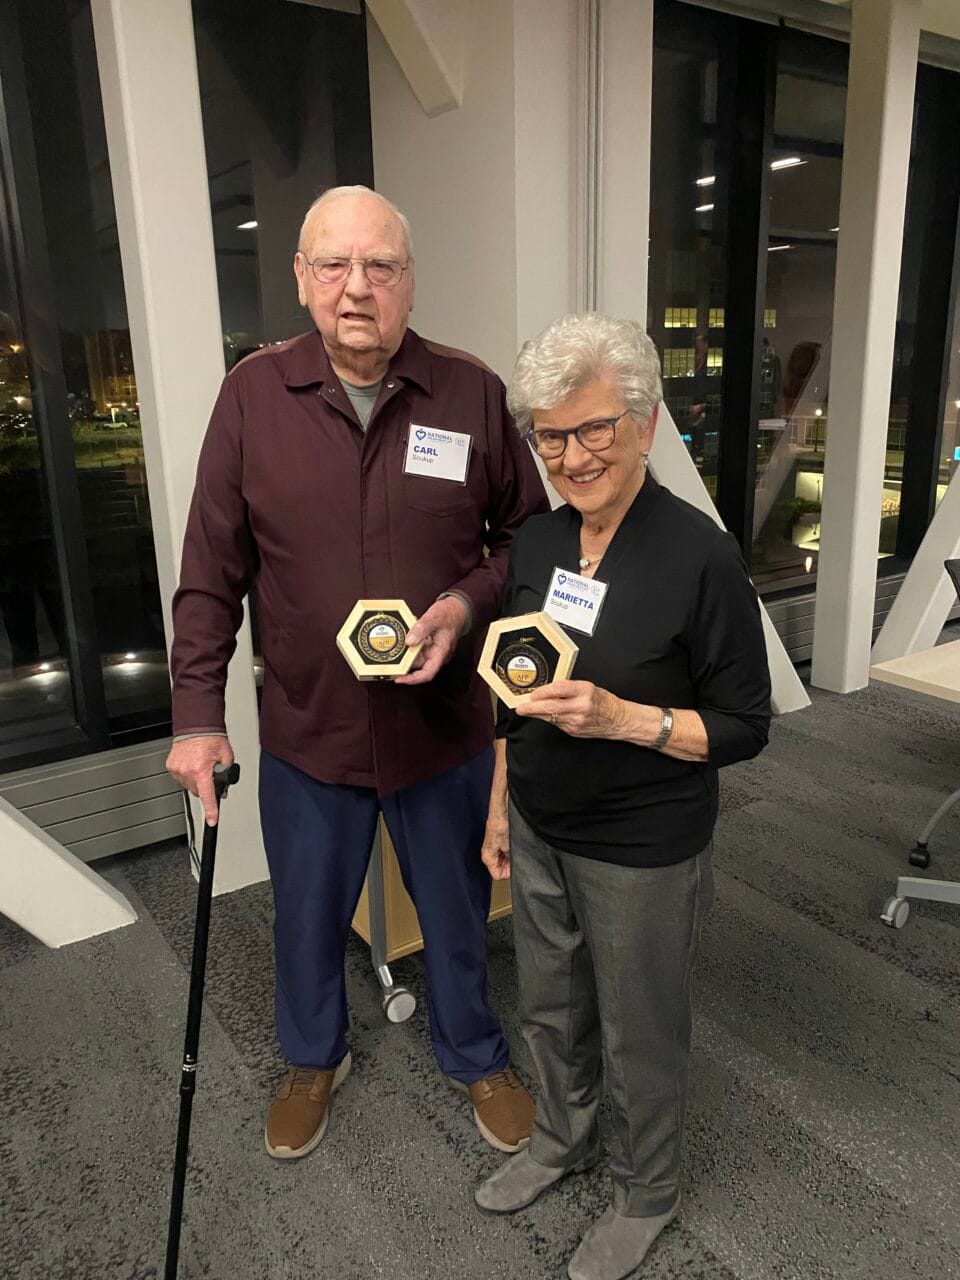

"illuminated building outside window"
[664,307,698,328]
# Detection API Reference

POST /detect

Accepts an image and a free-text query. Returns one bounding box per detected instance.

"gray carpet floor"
[2,672,959,1280]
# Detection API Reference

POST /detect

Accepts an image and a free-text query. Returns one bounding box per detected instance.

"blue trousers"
[258,747,509,1083]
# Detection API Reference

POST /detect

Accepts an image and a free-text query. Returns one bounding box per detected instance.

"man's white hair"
[508,313,662,434]
[297,185,414,258]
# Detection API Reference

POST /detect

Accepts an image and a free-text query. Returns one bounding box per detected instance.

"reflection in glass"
[17,0,170,738]
[650,1,727,497]
[938,304,960,508]
[0,226,76,744]
[751,31,848,592]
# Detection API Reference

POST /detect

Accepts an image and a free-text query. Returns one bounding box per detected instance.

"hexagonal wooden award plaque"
[478,611,578,709]
[336,599,422,680]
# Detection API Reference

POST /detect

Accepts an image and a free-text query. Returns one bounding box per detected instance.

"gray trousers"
[509,801,715,1217]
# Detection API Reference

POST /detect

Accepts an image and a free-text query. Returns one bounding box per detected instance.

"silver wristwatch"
[652,707,674,751]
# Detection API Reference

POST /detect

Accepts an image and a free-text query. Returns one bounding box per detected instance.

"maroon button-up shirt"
[170,327,548,794]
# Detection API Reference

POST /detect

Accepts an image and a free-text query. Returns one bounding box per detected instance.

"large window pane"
[193,0,374,362]
[16,0,171,740]
[0,228,76,745]
[651,1,729,498]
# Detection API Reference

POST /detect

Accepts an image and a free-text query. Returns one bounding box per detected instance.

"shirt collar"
[281,326,431,393]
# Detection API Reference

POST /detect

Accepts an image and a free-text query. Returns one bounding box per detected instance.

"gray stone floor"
[2,674,959,1280]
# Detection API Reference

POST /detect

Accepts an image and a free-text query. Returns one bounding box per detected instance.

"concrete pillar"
[811,0,921,692]
[91,0,266,893]
[596,0,653,319]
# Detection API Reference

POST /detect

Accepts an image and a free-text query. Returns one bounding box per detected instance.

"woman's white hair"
[508,313,662,434]
[297,185,414,258]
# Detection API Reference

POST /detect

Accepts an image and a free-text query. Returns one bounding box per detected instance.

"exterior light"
[124,652,137,661]
[695,204,714,213]
[770,157,806,171]
[40,662,51,672]
[237,220,258,230]
[695,176,716,187]
[804,556,813,573]
[815,408,823,418]
[767,244,792,252]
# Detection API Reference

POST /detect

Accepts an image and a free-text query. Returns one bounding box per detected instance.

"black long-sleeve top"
[498,474,771,867]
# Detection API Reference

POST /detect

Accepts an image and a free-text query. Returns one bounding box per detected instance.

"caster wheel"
[908,845,929,869]
[384,988,416,1023]
[880,896,910,929]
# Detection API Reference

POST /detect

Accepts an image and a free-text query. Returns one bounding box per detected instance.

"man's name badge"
[336,599,422,681]
[403,425,472,483]
[478,611,578,710]
[543,567,608,636]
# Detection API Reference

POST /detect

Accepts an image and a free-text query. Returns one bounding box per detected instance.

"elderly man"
[166,185,547,1159]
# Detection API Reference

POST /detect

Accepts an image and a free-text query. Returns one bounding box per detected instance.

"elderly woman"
[475,314,770,1280]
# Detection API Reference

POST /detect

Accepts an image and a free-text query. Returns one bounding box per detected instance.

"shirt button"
[386,381,395,389]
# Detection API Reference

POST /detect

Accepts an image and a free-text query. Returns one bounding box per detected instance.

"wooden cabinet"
[351,817,512,962]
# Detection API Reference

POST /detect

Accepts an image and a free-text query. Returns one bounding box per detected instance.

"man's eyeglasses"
[300,255,409,288]
[523,410,631,460]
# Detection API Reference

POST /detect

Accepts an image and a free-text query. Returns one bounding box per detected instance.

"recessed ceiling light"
[696,176,716,187]
[770,157,806,171]
[237,220,258,230]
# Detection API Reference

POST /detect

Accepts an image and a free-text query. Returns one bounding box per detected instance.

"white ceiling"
[819,0,960,41]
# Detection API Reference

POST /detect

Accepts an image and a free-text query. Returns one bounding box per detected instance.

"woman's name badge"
[403,426,472,483]
[543,567,608,636]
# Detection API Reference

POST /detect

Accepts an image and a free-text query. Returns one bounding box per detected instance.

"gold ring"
[550,713,558,724]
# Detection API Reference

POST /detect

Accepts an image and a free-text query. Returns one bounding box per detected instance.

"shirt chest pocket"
[401,471,477,517]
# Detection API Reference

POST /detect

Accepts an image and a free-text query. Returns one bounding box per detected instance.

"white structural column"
[811,0,921,692]
[0,799,137,947]
[596,0,653,319]
[91,0,266,894]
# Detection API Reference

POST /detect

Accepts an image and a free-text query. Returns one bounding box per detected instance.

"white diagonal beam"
[872,467,960,660]
[366,0,463,117]
[0,798,137,947]
[650,410,811,715]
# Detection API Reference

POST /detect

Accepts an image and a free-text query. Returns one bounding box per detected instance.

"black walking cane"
[164,760,241,1280]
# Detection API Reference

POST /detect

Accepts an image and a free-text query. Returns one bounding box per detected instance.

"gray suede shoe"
[567,1199,680,1280]
[475,1147,600,1214]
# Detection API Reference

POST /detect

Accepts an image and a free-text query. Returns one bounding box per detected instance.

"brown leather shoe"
[456,1068,535,1153]
[264,1052,351,1159]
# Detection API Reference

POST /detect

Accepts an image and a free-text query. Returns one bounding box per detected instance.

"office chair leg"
[910,785,960,869]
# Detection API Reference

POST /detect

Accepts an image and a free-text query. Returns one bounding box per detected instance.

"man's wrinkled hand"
[395,596,468,686]
[166,734,235,826]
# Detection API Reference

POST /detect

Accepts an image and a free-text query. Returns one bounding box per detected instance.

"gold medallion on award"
[478,611,578,709]
[337,599,422,680]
